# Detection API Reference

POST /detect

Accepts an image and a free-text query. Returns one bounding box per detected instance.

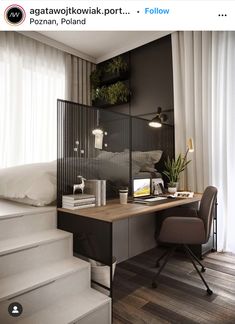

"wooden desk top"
[58,195,201,223]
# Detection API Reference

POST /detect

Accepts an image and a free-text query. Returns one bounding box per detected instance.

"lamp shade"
[148,115,162,128]
[187,138,194,152]
[92,127,103,135]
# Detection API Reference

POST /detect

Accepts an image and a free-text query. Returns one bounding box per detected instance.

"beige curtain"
[65,54,95,105]
[171,31,212,192]
[172,31,235,253]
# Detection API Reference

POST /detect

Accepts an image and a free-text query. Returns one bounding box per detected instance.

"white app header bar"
[0,1,234,31]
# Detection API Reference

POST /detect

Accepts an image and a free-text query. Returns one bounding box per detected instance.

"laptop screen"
[133,178,151,198]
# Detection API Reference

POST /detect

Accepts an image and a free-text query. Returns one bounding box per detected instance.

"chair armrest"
[158,217,206,244]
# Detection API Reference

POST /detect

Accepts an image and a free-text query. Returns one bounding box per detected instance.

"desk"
[58,196,201,223]
[57,196,203,296]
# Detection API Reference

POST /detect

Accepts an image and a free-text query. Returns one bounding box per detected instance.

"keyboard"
[143,197,167,202]
[134,196,167,204]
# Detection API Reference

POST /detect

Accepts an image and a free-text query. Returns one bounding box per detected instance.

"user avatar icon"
[8,302,23,317]
[12,306,19,314]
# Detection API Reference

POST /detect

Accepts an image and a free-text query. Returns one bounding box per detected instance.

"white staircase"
[0,201,111,323]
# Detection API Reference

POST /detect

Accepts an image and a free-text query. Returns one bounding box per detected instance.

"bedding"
[0,161,56,206]
[96,149,163,173]
[0,150,163,206]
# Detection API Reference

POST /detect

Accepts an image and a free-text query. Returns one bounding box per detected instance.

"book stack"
[85,179,106,206]
[62,194,96,210]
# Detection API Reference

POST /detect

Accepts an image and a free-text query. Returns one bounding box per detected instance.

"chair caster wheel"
[201,267,206,272]
[152,282,157,289]
[155,262,160,268]
[207,288,213,295]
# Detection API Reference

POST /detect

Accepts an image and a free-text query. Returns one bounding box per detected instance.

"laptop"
[133,178,167,203]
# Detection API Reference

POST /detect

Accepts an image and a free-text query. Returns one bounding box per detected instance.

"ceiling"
[24,31,172,63]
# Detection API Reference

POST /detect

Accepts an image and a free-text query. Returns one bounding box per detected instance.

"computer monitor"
[133,178,151,198]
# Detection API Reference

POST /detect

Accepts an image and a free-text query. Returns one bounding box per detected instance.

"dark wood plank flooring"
[113,248,235,323]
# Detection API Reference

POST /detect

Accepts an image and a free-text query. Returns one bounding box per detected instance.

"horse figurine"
[73,176,86,195]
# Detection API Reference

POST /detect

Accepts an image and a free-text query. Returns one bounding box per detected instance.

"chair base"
[152,245,213,295]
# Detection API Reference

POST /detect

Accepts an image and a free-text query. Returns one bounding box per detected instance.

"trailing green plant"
[90,68,102,89]
[106,81,129,104]
[91,86,108,102]
[106,56,128,75]
[92,81,130,105]
[162,154,191,184]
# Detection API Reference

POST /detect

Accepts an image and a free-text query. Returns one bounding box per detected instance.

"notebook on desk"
[132,178,167,204]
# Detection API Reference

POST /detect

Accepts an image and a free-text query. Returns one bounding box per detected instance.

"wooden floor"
[112,248,235,323]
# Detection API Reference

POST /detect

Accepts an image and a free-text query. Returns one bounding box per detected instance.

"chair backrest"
[198,186,218,242]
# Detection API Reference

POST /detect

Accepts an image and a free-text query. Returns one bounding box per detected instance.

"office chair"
[152,186,217,295]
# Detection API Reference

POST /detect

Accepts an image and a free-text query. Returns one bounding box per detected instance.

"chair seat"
[158,216,206,244]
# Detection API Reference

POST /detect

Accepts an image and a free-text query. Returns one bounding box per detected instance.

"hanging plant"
[90,68,102,89]
[92,86,108,102]
[106,81,129,104]
[106,56,128,75]
[92,81,130,105]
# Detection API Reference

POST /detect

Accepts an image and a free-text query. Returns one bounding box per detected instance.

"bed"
[0,149,163,207]
[0,161,56,207]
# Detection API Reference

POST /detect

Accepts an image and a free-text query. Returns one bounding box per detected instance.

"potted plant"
[91,86,108,103]
[163,154,191,193]
[106,81,130,105]
[106,56,128,75]
[92,81,130,106]
[90,68,102,89]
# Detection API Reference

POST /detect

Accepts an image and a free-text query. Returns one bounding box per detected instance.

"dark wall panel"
[111,35,173,118]
[131,35,173,116]
[108,35,174,165]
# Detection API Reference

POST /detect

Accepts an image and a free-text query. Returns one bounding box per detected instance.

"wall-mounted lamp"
[148,107,168,128]
[148,115,162,128]
[183,137,194,190]
[184,138,194,159]
[187,138,194,153]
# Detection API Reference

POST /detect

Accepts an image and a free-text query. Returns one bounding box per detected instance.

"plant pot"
[167,182,178,194]
[168,187,177,194]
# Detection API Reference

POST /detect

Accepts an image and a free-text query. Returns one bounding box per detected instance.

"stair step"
[0,266,93,323]
[0,206,57,241]
[0,229,71,256]
[0,257,89,302]
[16,288,111,324]
[0,199,55,220]
[0,230,73,278]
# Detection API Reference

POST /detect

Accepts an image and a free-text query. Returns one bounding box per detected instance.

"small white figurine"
[73,176,86,195]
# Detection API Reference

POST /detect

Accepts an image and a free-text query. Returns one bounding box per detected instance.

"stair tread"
[0,199,55,219]
[0,229,71,256]
[17,288,110,324]
[0,257,89,302]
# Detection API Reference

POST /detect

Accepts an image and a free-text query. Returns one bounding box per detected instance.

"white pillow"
[95,151,116,161]
[131,150,162,171]
[96,149,162,172]
[0,161,56,206]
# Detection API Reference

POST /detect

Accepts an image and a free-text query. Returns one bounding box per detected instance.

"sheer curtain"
[171,31,212,193]
[0,32,95,169]
[172,31,235,252]
[0,32,66,168]
[211,32,235,252]
[65,54,95,104]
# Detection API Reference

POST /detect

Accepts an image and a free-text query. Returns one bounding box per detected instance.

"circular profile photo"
[8,302,23,317]
[4,4,26,26]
